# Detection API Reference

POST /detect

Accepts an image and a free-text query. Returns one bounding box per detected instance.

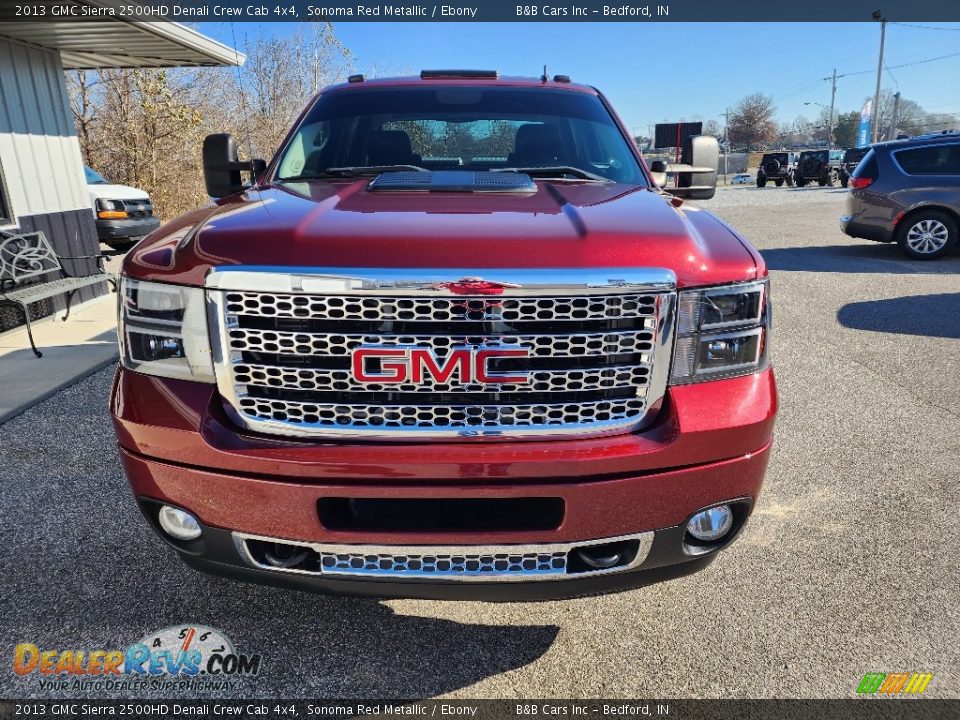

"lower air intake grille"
[321,549,567,578]
[236,532,655,583]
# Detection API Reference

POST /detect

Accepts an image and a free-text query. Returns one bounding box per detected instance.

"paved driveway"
[2,185,958,699]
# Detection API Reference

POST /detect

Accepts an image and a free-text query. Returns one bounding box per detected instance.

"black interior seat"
[507,123,562,166]
[366,130,421,166]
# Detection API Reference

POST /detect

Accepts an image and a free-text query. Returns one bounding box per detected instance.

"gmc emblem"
[352,346,530,385]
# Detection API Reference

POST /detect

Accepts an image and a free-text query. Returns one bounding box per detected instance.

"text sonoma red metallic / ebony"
[110,71,777,600]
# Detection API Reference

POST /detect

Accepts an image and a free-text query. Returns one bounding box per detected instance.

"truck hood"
[123,180,762,288]
[87,183,150,203]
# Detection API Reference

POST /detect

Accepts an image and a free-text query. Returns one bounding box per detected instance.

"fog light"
[158,505,202,541]
[686,504,733,542]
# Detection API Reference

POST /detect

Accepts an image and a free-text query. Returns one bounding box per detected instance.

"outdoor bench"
[0,229,116,358]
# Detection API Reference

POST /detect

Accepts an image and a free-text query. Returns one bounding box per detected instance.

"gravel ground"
[2,183,959,700]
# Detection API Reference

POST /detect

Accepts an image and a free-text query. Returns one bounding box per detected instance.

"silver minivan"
[840,132,960,260]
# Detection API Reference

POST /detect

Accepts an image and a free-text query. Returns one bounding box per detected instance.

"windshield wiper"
[277,165,428,181]
[492,166,609,182]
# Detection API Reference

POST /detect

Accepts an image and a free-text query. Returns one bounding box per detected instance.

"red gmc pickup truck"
[111,71,777,600]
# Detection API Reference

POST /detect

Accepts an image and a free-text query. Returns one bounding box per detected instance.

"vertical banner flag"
[857,100,872,148]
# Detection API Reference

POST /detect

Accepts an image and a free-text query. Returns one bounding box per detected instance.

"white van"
[85,166,160,250]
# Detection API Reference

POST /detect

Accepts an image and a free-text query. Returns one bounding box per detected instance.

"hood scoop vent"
[368,170,536,193]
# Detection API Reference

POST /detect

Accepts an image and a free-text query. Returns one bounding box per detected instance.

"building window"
[0,158,15,228]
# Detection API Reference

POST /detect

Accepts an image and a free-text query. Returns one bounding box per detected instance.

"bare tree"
[225,25,351,162]
[65,24,351,221]
[702,119,721,138]
[865,90,959,139]
[727,94,777,151]
[66,70,100,163]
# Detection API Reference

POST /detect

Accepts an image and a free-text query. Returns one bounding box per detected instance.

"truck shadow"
[6,537,560,698]
[761,244,960,274]
[838,293,960,339]
[0,364,560,699]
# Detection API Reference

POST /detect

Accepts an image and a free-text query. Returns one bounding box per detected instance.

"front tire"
[775,179,784,187]
[757,177,767,187]
[896,211,958,260]
[104,239,137,252]
[795,177,806,187]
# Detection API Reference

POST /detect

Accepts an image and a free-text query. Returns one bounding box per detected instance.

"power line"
[776,49,960,103]
[774,79,829,102]
[883,61,900,90]
[891,22,960,31]
[884,51,960,71]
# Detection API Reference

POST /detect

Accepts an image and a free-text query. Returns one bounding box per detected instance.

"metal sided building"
[0,3,243,330]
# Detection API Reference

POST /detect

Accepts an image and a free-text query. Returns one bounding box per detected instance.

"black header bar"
[1,0,959,22]
[1,700,959,719]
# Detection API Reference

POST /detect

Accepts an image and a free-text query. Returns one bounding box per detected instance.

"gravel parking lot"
[2,184,958,700]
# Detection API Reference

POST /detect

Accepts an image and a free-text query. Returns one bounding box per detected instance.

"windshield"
[274,86,646,185]
[84,166,108,184]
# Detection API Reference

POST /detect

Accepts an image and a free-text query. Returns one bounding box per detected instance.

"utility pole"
[871,12,887,143]
[722,108,731,184]
[826,69,837,154]
[888,91,901,140]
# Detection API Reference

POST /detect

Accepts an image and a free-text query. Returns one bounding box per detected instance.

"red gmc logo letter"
[352,346,530,385]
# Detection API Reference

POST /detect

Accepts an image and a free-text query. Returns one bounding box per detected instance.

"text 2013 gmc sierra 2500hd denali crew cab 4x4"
[111,70,777,600]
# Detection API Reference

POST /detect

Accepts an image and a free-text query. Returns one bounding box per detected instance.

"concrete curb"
[0,353,118,425]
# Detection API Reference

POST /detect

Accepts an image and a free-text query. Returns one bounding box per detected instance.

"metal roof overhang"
[0,1,245,68]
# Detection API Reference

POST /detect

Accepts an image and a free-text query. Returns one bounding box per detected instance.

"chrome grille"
[225,328,654,357]
[236,397,648,429]
[208,268,676,441]
[224,291,657,322]
[233,363,650,394]
[122,199,153,218]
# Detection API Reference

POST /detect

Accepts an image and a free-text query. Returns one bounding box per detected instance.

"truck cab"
[111,71,777,600]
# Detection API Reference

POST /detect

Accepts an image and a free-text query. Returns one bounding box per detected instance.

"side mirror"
[662,135,719,200]
[202,133,266,199]
[648,160,668,187]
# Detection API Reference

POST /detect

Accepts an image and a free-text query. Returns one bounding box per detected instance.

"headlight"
[118,278,215,382]
[670,280,770,384]
[96,198,128,219]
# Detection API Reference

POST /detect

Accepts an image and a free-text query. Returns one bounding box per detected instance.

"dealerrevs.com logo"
[13,625,261,692]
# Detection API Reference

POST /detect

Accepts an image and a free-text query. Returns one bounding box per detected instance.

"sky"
[198,21,960,134]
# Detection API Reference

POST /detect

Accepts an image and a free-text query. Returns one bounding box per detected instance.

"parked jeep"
[838,148,869,188]
[794,150,836,187]
[755,152,796,187]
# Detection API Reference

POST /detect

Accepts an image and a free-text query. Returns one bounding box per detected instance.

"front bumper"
[155,520,726,602]
[96,216,160,241]
[112,366,776,599]
[125,448,762,600]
